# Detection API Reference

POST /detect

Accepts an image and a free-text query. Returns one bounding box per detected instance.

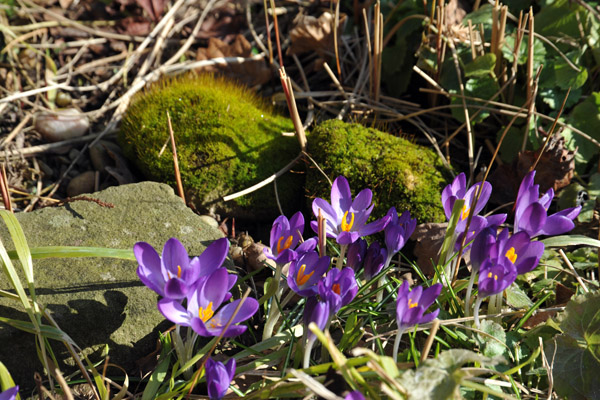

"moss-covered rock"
[118,74,303,219]
[307,120,449,222]
[0,182,225,390]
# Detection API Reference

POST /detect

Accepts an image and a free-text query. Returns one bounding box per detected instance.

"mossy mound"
[307,119,449,223]
[118,74,302,219]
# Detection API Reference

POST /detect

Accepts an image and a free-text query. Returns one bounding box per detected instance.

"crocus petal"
[331,176,353,214]
[157,298,191,326]
[337,230,360,245]
[199,268,230,310]
[517,203,547,236]
[417,308,440,325]
[312,198,340,231]
[164,278,188,300]
[225,358,236,381]
[162,238,190,276]
[296,238,318,254]
[358,215,391,237]
[0,387,19,400]
[419,283,442,309]
[471,228,496,272]
[540,214,576,236]
[197,238,229,278]
[345,391,366,400]
[134,242,165,295]
[485,213,507,228]
[213,298,259,326]
[351,188,373,212]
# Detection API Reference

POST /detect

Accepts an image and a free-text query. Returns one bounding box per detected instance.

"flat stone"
[0,182,225,390]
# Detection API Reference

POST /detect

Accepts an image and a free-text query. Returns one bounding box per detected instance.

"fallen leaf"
[288,11,347,58]
[196,34,272,87]
[489,133,576,206]
[411,222,447,277]
[116,16,153,36]
[134,0,166,21]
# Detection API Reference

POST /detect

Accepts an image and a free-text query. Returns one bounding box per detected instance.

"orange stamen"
[408,298,418,309]
[277,235,294,253]
[341,211,355,232]
[198,302,214,322]
[505,247,517,264]
[332,283,341,295]
[297,264,314,286]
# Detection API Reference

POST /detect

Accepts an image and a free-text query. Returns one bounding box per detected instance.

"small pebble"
[35,108,89,142]
[67,171,96,197]
[198,215,219,229]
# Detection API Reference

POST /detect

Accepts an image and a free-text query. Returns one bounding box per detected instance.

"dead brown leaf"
[411,222,448,277]
[134,0,166,21]
[287,11,347,58]
[196,34,272,87]
[488,133,576,206]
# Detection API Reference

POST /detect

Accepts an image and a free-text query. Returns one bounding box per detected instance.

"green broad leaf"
[544,292,600,399]
[564,92,600,173]
[12,246,136,261]
[476,320,507,358]
[568,247,599,270]
[450,75,500,125]
[395,349,503,400]
[542,234,600,249]
[535,0,587,45]
[463,54,496,78]
[577,173,600,223]
[539,86,582,110]
[505,282,534,309]
[554,55,588,90]
[0,316,74,343]
[501,34,545,70]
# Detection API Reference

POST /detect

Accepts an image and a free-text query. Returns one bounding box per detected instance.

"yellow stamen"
[332,284,341,295]
[505,247,517,264]
[277,235,294,253]
[461,205,470,221]
[487,272,493,278]
[198,302,214,322]
[408,298,418,309]
[341,211,355,232]
[297,264,314,286]
[177,265,182,278]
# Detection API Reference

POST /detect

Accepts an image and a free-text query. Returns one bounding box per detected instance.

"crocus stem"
[172,326,193,380]
[336,244,348,270]
[303,337,316,369]
[376,254,394,303]
[464,269,477,318]
[263,262,285,340]
[393,328,405,363]
[473,297,484,328]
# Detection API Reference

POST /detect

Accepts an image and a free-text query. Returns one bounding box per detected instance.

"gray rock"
[0,182,225,390]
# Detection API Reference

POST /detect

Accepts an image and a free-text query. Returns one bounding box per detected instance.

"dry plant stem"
[420,319,441,362]
[222,152,303,202]
[522,9,535,152]
[0,165,12,212]
[166,111,186,203]
[279,69,307,150]
[318,209,326,257]
[268,0,283,66]
[289,369,344,400]
[530,87,571,171]
[448,39,474,178]
[262,0,273,64]
[558,249,589,293]
[334,0,342,76]
[336,244,348,270]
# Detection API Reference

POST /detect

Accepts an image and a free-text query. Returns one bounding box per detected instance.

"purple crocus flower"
[0,386,18,400]
[395,281,442,331]
[318,267,358,314]
[441,173,492,233]
[514,171,581,237]
[135,237,229,300]
[303,296,332,368]
[345,391,366,400]
[158,268,258,337]
[471,228,544,275]
[264,211,305,264]
[205,358,235,400]
[384,207,416,260]
[287,251,330,297]
[346,238,367,271]
[311,176,390,245]
[478,258,517,298]
[363,241,387,280]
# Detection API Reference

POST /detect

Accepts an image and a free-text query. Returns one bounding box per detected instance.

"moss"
[306,119,450,223]
[118,73,303,219]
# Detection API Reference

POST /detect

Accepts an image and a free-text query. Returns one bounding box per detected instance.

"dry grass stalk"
[166,111,185,203]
